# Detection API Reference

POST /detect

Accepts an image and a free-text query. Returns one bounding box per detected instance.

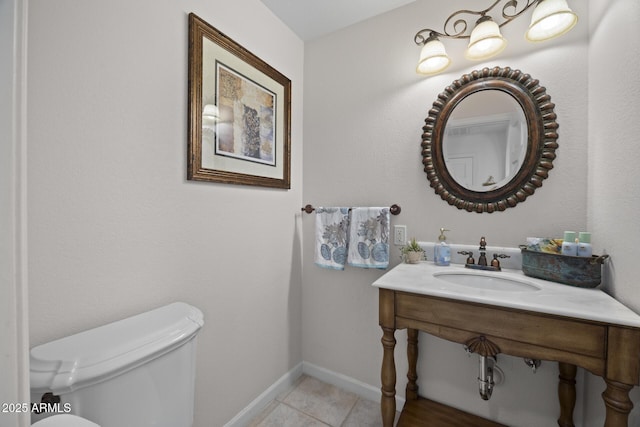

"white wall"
[302,0,638,426]
[1,0,30,425]
[586,1,640,425]
[25,1,304,426]
[588,0,640,310]
[15,1,640,426]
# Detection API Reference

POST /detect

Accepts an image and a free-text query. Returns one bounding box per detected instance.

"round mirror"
[422,67,558,213]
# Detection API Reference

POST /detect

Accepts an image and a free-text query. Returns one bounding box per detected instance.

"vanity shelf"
[398,397,506,427]
[373,262,640,427]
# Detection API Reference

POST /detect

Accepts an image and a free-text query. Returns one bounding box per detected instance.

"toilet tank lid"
[30,302,204,394]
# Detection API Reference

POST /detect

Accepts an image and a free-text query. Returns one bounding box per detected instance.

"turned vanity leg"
[406,328,419,401]
[602,380,634,427]
[557,362,577,427]
[381,326,397,427]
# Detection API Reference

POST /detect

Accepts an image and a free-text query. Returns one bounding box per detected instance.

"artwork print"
[215,63,276,166]
[188,13,291,189]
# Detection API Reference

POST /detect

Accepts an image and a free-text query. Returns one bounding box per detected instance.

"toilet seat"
[32,414,100,426]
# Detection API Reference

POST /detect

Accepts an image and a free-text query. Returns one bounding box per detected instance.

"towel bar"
[301,204,401,215]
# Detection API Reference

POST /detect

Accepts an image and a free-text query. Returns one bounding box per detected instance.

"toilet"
[32,414,99,426]
[29,302,204,427]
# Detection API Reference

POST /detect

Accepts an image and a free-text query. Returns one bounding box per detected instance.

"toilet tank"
[30,302,204,427]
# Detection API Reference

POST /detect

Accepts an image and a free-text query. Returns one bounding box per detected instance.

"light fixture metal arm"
[414,0,539,46]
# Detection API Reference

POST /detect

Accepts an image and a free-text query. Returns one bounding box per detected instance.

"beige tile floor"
[248,375,399,427]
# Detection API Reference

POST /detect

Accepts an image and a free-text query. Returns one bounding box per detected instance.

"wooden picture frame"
[188,13,291,189]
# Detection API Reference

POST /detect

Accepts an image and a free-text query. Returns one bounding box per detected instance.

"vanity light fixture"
[416,33,452,75]
[525,0,578,41]
[414,0,578,76]
[465,15,507,61]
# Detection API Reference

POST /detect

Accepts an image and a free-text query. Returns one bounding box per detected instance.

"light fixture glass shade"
[416,37,451,75]
[202,104,219,119]
[526,0,578,42]
[465,17,507,61]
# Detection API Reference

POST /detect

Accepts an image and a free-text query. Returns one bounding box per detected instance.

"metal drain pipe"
[464,336,502,401]
[478,355,495,400]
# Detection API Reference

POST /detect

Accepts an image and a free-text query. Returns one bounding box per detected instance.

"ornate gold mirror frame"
[422,67,558,213]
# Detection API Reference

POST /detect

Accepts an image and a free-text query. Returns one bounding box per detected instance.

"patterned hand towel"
[315,207,351,270]
[347,207,390,269]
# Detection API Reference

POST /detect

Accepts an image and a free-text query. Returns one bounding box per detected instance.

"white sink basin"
[433,271,541,292]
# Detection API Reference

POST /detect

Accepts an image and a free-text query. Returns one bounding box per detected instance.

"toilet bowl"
[32,414,99,426]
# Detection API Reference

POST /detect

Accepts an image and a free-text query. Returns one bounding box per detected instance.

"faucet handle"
[458,251,475,265]
[490,253,511,270]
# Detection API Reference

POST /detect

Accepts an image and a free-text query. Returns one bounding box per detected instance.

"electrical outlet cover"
[393,225,406,246]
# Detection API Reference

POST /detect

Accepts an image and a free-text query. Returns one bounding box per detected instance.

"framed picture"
[188,13,291,189]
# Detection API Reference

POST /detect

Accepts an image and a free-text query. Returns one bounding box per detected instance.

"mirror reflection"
[443,91,527,192]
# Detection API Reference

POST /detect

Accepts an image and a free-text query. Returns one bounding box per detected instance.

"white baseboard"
[223,361,404,427]
[302,361,405,409]
[223,362,303,427]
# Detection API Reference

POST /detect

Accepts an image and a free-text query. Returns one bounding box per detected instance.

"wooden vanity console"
[374,264,640,427]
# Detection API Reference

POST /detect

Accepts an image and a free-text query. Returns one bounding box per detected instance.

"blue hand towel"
[347,207,390,269]
[314,207,351,270]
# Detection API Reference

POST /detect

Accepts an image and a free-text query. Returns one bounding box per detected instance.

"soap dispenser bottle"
[577,232,592,257]
[561,231,578,256]
[434,228,451,266]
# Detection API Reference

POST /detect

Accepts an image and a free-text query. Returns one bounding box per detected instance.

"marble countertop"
[373,261,640,328]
